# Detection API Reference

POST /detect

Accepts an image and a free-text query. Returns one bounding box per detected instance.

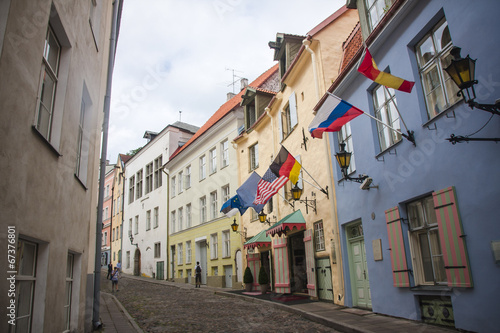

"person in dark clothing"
[195,262,202,288]
[107,263,113,279]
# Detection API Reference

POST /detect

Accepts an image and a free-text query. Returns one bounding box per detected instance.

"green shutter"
[433,186,473,288]
[385,206,410,287]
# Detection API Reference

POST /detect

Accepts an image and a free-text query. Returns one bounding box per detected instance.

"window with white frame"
[64,253,74,331]
[113,199,116,216]
[178,171,183,193]
[171,211,176,233]
[178,207,183,231]
[407,196,446,285]
[154,207,159,228]
[200,196,207,223]
[186,241,192,263]
[314,221,326,252]
[185,165,191,189]
[136,169,143,199]
[281,92,298,139]
[154,242,161,258]
[222,185,230,203]
[171,176,176,197]
[222,230,230,258]
[210,233,218,259]
[373,86,401,151]
[177,243,183,265]
[186,204,192,228]
[209,148,217,174]
[112,228,115,242]
[210,191,218,220]
[128,175,135,203]
[221,140,229,168]
[154,155,163,189]
[126,251,130,268]
[128,219,132,236]
[416,19,460,119]
[337,123,356,176]
[249,143,259,171]
[365,0,394,32]
[134,216,139,235]
[145,162,153,194]
[14,239,38,332]
[199,155,206,180]
[103,232,107,246]
[146,210,151,231]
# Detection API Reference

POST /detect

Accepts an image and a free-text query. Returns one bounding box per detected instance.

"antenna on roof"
[179,110,182,122]
[226,67,244,94]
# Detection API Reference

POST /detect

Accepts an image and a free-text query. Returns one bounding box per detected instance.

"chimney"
[240,78,248,91]
[227,92,236,101]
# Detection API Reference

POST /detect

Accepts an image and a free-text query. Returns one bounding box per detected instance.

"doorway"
[196,240,208,285]
[235,250,242,282]
[347,222,371,309]
[133,248,141,276]
[316,258,334,301]
[288,232,307,293]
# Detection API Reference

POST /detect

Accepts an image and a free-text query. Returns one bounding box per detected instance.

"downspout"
[162,166,170,280]
[93,0,121,329]
[265,107,275,157]
[303,37,345,301]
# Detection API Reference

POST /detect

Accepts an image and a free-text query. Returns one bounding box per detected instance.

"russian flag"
[308,94,364,139]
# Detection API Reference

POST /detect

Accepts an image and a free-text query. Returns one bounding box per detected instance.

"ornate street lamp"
[290,184,317,214]
[230,218,247,237]
[258,210,273,225]
[335,143,369,184]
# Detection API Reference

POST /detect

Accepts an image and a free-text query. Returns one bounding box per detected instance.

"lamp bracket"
[447,134,500,144]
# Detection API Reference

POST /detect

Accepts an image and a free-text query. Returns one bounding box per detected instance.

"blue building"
[316,0,500,331]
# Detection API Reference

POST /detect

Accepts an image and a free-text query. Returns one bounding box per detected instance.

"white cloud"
[108,0,347,159]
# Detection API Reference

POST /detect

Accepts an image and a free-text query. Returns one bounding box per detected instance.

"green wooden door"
[156,261,164,280]
[349,238,371,309]
[315,258,334,301]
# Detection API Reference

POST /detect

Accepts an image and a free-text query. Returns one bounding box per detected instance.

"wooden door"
[316,258,334,301]
[349,239,371,309]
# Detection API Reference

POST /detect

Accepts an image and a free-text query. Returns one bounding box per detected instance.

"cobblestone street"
[100,274,339,332]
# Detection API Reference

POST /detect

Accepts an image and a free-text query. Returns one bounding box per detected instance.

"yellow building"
[234,6,358,304]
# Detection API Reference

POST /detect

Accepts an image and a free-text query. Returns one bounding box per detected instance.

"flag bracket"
[401,130,415,145]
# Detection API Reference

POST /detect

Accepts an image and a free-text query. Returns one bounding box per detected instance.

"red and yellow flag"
[358,49,415,93]
[270,146,301,185]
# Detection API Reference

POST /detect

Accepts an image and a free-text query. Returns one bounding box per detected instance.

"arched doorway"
[235,249,242,282]
[134,248,141,276]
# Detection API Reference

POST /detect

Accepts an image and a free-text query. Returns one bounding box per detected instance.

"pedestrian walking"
[195,262,202,288]
[117,260,122,272]
[107,263,113,280]
[111,267,120,292]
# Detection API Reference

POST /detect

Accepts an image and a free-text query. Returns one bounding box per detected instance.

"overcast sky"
[107,0,347,161]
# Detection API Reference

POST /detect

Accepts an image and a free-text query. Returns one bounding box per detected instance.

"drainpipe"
[265,107,275,157]
[303,39,320,101]
[162,167,170,280]
[93,0,121,329]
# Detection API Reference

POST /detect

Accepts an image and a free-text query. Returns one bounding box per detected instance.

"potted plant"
[243,267,253,292]
[258,266,269,294]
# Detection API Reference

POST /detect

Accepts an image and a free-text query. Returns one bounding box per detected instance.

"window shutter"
[289,92,298,129]
[432,186,473,288]
[303,229,317,297]
[273,237,291,293]
[247,253,260,291]
[385,206,410,287]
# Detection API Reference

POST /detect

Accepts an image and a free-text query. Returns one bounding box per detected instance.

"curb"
[102,292,144,333]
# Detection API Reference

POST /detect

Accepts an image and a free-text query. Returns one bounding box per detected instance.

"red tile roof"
[339,22,362,73]
[168,64,279,161]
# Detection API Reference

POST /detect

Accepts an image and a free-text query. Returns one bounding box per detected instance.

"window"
[222,230,230,258]
[64,253,74,331]
[146,210,151,231]
[136,169,143,199]
[249,143,259,171]
[178,207,183,231]
[154,242,161,258]
[281,92,298,139]
[14,239,38,332]
[128,219,132,237]
[314,221,326,252]
[126,251,130,268]
[145,162,153,193]
[117,196,120,213]
[103,232,107,246]
[113,200,116,216]
[199,155,206,180]
[416,19,460,119]
[209,148,217,174]
[75,84,91,185]
[373,85,401,151]
[185,165,191,189]
[104,207,108,220]
[210,191,218,220]
[35,26,61,141]
[365,0,394,31]
[211,233,218,259]
[154,207,159,228]
[171,211,176,233]
[245,102,256,129]
[186,204,192,228]
[186,241,192,264]
[178,171,183,193]
[112,228,115,241]
[338,124,355,175]
[222,185,230,203]
[177,243,183,265]
[154,155,163,189]
[128,175,135,203]
[200,196,207,223]
[171,176,176,197]
[134,216,139,235]
[221,140,229,168]
[407,196,446,285]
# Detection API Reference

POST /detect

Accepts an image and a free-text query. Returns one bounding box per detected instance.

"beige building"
[0,0,121,331]
[234,6,358,304]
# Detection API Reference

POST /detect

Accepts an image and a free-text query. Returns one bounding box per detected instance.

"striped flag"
[270,146,301,184]
[358,48,415,93]
[253,168,288,205]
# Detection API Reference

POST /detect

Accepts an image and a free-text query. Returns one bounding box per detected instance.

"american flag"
[253,168,288,205]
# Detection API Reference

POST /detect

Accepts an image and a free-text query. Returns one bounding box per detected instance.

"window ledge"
[375,139,403,160]
[74,174,88,190]
[422,99,464,129]
[32,125,62,157]
[410,285,452,292]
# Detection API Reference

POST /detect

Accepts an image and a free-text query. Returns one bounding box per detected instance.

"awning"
[266,210,306,237]
[244,229,271,249]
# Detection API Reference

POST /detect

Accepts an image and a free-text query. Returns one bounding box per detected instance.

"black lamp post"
[335,143,369,184]
[290,184,317,214]
[231,218,247,237]
[129,234,138,248]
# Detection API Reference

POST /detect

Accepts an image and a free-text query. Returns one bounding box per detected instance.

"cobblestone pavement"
[100,274,339,333]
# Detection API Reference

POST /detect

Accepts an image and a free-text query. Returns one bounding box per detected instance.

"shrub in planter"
[258,266,269,294]
[243,267,253,291]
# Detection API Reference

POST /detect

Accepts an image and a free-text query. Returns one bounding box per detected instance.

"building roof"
[339,22,362,73]
[168,64,279,162]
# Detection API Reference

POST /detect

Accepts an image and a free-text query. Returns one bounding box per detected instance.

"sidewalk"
[101,274,458,333]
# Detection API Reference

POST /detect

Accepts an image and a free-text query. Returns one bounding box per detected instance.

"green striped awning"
[244,229,272,249]
[266,210,306,237]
